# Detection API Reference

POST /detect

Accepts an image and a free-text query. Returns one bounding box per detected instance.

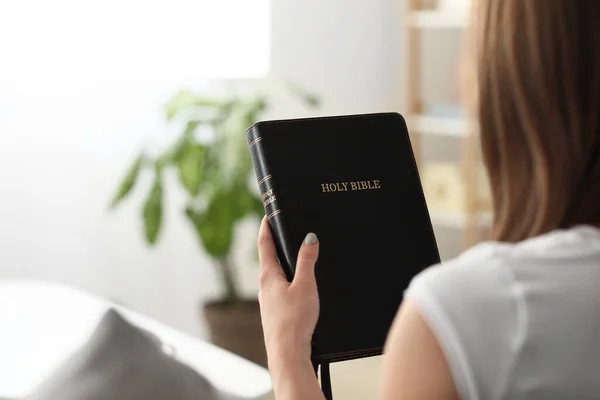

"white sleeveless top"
[404,225,600,400]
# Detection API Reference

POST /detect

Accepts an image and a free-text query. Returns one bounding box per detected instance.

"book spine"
[246,126,295,281]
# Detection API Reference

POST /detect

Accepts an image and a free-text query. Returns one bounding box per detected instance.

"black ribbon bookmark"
[312,360,333,400]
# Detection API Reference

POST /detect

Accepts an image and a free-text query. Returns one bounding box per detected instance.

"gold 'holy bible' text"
[261,188,277,207]
[321,180,381,193]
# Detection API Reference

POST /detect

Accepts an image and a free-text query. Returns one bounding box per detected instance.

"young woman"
[256,1,600,399]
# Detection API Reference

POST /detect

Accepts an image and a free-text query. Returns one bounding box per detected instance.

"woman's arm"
[256,217,325,400]
[256,217,458,400]
[379,299,459,400]
[268,355,324,400]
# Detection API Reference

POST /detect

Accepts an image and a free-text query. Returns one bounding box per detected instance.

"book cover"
[246,112,440,363]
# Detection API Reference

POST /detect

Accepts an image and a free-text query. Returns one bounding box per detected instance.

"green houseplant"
[109,82,318,365]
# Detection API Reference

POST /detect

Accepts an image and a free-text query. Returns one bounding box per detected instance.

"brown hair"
[474,0,600,242]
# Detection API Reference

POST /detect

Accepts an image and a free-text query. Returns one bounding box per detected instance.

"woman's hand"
[257,216,320,370]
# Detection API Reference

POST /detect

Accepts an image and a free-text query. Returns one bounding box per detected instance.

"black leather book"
[245,112,440,365]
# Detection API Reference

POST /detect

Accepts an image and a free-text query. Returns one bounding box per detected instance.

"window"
[0,0,271,82]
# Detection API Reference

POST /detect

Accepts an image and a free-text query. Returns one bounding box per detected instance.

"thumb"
[293,232,319,286]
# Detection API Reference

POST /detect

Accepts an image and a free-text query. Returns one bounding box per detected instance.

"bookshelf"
[412,115,468,137]
[429,211,492,228]
[405,0,487,250]
[409,10,469,28]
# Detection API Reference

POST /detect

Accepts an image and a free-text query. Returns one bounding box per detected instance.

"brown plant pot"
[203,299,267,367]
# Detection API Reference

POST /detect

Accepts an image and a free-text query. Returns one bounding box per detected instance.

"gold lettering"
[321,179,381,192]
[263,195,276,207]
[261,188,273,199]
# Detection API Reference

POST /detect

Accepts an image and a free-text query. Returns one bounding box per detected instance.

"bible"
[245,113,440,398]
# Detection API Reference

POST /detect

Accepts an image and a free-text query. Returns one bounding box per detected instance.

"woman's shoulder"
[404,241,525,400]
[405,239,525,346]
[409,225,600,294]
[407,240,517,296]
[402,227,600,399]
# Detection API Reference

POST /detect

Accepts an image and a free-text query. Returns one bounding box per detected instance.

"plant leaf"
[142,173,163,244]
[250,194,266,217]
[302,93,320,108]
[183,119,201,139]
[156,136,190,170]
[184,193,234,258]
[215,99,238,125]
[177,143,206,196]
[284,81,320,108]
[165,90,225,120]
[110,154,143,209]
[183,185,261,259]
[230,184,264,220]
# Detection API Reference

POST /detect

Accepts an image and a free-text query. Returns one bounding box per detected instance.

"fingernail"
[304,232,318,245]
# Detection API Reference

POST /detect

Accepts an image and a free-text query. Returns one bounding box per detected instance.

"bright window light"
[0,0,271,82]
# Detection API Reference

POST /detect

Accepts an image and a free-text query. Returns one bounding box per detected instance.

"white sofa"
[0,280,272,399]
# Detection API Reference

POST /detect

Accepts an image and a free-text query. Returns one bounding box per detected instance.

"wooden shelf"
[430,211,492,228]
[410,115,468,137]
[406,0,481,251]
[409,10,469,29]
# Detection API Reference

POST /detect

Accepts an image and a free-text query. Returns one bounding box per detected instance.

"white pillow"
[26,309,238,400]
